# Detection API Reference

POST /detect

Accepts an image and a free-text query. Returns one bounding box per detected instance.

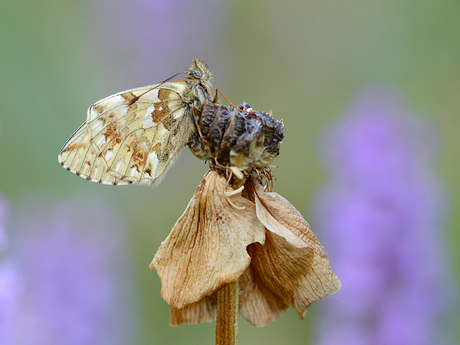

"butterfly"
[58,59,214,186]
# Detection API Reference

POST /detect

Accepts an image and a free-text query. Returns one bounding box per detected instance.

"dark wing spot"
[151,102,170,123]
[162,116,177,131]
[121,92,136,102]
[152,143,161,155]
[158,88,173,101]
[132,146,148,167]
[92,104,105,115]
[62,143,83,153]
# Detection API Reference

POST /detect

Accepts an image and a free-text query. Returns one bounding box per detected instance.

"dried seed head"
[188,102,284,170]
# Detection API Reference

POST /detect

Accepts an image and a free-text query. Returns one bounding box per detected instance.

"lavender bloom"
[0,196,20,345]
[0,196,8,253]
[6,194,135,345]
[0,261,19,345]
[90,0,229,88]
[314,87,455,345]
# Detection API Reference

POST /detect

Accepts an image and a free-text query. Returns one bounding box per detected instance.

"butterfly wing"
[58,82,195,185]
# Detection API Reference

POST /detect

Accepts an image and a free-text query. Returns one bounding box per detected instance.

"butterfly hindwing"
[58,82,195,185]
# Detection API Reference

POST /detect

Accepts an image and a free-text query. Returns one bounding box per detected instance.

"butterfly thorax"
[186,59,213,110]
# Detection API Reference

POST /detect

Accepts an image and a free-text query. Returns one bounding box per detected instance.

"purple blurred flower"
[0,196,20,345]
[0,261,19,345]
[314,87,455,345]
[90,0,229,88]
[0,196,8,252]
[5,193,135,345]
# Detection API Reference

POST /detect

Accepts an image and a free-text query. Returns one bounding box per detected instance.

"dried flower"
[151,103,341,326]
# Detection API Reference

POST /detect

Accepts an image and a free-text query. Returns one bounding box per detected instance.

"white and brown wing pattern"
[58,82,195,185]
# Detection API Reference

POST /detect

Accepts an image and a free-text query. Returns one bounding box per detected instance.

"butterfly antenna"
[127,70,187,106]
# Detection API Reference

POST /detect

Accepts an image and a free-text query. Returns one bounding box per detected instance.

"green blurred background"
[1,1,459,344]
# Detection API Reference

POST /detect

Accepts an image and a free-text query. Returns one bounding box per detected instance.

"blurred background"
[1,1,459,344]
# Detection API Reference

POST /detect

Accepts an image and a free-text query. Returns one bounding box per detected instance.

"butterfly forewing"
[58,82,195,185]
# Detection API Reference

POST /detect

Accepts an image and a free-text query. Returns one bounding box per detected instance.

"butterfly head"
[187,59,213,104]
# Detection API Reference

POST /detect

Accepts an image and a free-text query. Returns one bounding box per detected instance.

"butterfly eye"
[189,69,203,79]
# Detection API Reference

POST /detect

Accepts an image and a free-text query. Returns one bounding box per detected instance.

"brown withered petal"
[238,266,281,326]
[251,179,341,320]
[240,231,315,326]
[292,252,342,319]
[170,295,217,326]
[150,170,265,309]
[253,181,318,248]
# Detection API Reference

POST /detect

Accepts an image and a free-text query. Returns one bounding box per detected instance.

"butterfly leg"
[191,105,211,146]
[214,88,253,114]
[214,88,239,108]
[212,89,220,104]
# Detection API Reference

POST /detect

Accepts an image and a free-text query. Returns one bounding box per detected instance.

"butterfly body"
[59,59,213,186]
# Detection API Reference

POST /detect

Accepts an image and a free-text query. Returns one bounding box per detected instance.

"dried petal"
[238,266,281,327]
[293,251,342,319]
[253,181,317,248]
[251,179,341,320]
[169,295,217,326]
[150,170,265,309]
[240,231,315,326]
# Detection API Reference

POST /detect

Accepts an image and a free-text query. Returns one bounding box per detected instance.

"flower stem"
[216,280,239,345]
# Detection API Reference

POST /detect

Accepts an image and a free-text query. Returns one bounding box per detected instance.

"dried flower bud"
[188,102,284,169]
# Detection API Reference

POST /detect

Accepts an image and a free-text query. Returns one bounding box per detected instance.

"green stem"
[216,280,239,345]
